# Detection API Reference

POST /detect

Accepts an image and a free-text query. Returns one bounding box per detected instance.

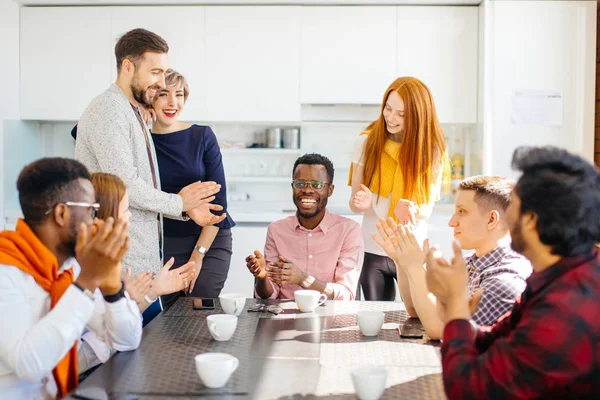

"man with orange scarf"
[0,158,142,399]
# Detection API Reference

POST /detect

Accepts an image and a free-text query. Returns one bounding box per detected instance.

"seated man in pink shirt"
[246,153,364,300]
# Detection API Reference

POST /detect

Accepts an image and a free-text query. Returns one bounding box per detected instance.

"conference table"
[72,298,446,399]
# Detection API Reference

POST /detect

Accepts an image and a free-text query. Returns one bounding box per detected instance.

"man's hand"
[75,217,130,293]
[187,204,227,227]
[245,250,267,280]
[436,288,484,323]
[266,256,306,286]
[351,184,372,212]
[151,257,197,296]
[425,241,470,323]
[139,106,157,126]
[186,251,203,294]
[394,199,417,226]
[178,181,221,212]
[372,217,426,271]
[124,268,153,306]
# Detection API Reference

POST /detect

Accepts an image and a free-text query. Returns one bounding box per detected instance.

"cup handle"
[233,300,242,315]
[317,294,327,306]
[231,357,240,373]
[208,323,220,340]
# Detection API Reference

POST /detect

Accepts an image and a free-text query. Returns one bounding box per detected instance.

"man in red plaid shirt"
[425,146,600,399]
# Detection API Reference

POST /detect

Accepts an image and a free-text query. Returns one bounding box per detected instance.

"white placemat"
[314,365,443,397]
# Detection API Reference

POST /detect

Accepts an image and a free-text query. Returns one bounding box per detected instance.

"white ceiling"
[16,0,483,6]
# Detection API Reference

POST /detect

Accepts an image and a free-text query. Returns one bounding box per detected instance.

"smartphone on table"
[192,298,216,310]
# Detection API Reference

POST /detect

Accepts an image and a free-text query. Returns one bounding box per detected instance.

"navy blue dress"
[151,125,235,304]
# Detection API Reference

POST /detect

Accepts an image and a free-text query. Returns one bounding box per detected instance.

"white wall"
[0,0,21,229]
[485,0,596,178]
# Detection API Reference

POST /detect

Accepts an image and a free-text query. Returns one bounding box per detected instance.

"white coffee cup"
[207,314,238,341]
[356,311,385,337]
[195,353,239,388]
[350,365,387,400]
[219,294,246,316]
[294,290,327,313]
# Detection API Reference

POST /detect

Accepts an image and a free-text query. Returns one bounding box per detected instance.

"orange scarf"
[0,219,77,398]
[348,133,406,221]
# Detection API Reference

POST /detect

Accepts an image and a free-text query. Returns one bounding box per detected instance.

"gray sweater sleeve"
[77,103,183,218]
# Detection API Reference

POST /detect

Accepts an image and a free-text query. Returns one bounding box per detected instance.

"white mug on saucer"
[294,290,327,313]
[356,311,385,337]
[350,365,387,400]
[207,314,238,341]
[195,353,239,388]
[219,294,246,316]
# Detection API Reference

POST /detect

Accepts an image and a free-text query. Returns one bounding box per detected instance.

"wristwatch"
[73,282,95,301]
[194,245,207,255]
[103,280,126,303]
[182,211,190,221]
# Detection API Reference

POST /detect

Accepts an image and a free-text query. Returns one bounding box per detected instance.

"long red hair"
[361,77,451,205]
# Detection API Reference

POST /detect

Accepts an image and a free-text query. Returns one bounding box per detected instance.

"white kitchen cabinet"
[396,7,478,123]
[223,224,269,297]
[300,7,397,105]
[20,7,112,120]
[109,7,206,120]
[204,7,301,122]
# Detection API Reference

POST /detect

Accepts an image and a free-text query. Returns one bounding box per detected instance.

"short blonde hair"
[459,175,514,212]
[165,68,190,101]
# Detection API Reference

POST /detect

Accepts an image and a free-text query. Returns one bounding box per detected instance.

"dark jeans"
[359,252,398,301]
[161,228,232,310]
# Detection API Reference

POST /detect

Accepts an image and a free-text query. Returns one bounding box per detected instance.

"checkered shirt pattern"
[465,245,531,326]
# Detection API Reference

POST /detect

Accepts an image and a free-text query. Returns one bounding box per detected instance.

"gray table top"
[72,298,445,400]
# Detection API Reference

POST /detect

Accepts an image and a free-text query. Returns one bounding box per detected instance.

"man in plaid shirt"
[373,176,531,339]
[426,146,600,399]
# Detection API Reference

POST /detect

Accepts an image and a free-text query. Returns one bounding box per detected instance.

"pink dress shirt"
[260,209,363,300]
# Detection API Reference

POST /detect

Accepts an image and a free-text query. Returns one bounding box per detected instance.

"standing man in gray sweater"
[76,28,225,281]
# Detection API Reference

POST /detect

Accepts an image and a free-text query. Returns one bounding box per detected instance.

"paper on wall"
[510,90,562,126]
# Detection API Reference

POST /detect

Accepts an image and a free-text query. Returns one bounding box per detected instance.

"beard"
[294,194,328,219]
[58,216,80,259]
[131,74,157,107]
[510,219,526,255]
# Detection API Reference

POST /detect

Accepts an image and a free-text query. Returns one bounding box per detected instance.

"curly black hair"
[511,146,600,257]
[292,153,334,184]
[17,157,91,226]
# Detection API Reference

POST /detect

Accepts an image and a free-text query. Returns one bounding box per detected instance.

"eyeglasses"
[291,180,330,190]
[45,201,100,219]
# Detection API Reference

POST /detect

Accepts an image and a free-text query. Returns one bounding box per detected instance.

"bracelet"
[73,282,95,301]
[103,280,126,303]
[144,294,157,304]
[301,275,315,288]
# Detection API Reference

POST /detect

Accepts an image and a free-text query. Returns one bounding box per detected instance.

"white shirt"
[351,134,428,256]
[0,258,142,400]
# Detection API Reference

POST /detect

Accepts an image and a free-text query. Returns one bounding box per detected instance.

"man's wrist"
[178,193,187,212]
[103,281,126,303]
[75,275,100,293]
[300,273,314,288]
[443,298,471,323]
[100,280,124,296]
[405,264,426,284]
[73,282,95,301]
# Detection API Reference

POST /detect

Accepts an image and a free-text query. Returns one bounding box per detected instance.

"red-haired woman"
[349,77,450,301]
